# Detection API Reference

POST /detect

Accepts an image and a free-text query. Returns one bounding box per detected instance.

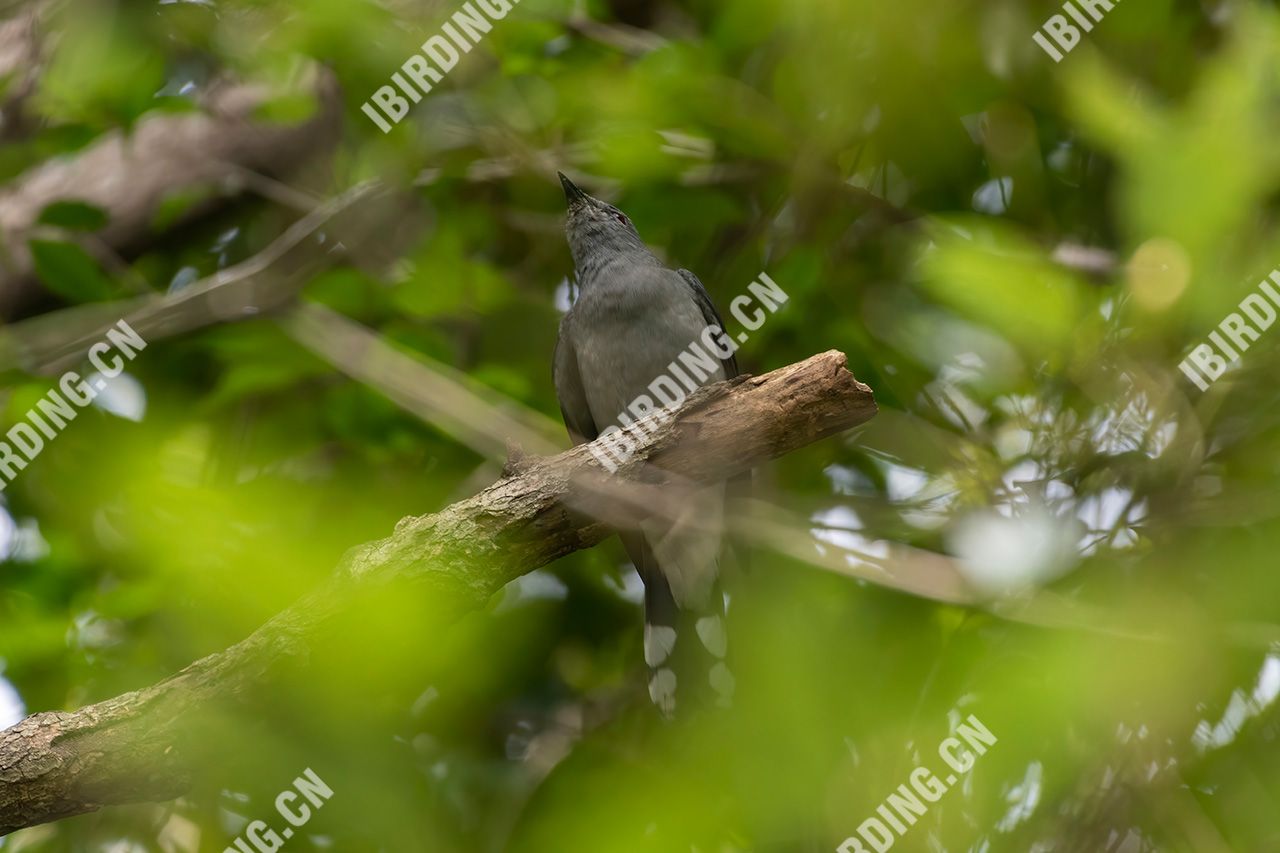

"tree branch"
[0,349,876,836]
[0,2,49,142]
[0,70,343,318]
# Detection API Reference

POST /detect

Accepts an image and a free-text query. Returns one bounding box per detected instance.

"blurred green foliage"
[2,0,1280,851]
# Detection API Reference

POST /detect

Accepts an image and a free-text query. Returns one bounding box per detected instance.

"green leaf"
[251,92,320,125]
[36,200,109,231]
[28,239,117,303]
[152,185,217,231]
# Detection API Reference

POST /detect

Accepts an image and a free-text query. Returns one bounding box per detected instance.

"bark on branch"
[0,71,342,318]
[0,350,876,836]
[0,5,42,140]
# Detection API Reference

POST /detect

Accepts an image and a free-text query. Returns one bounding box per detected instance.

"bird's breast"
[572,278,725,431]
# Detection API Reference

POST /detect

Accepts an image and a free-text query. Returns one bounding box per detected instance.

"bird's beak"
[558,171,588,207]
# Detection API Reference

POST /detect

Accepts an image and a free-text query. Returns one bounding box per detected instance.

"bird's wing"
[678,268,752,583]
[677,268,739,379]
[553,313,598,445]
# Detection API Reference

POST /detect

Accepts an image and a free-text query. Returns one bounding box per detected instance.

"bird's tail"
[624,532,734,717]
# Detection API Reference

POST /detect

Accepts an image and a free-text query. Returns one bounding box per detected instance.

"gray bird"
[552,172,736,716]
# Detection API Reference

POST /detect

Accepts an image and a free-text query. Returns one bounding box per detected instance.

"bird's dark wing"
[679,268,752,586]
[677,268,739,378]
[553,314,598,445]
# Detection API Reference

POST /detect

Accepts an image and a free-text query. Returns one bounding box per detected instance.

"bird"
[552,171,736,716]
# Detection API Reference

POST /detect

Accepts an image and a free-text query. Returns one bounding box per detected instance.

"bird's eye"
[615,213,629,225]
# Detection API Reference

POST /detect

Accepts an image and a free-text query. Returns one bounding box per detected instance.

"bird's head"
[558,172,648,273]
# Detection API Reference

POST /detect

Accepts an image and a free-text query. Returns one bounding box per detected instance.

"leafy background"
[1,0,1279,850]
